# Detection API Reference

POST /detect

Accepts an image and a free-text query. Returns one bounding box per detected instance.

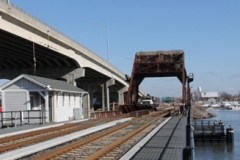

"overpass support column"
[118,86,128,105]
[82,94,90,118]
[61,68,85,86]
[101,84,106,111]
[106,79,115,111]
[89,86,98,112]
[79,93,87,119]
[101,79,115,111]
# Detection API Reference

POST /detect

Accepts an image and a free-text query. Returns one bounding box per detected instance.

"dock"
[193,120,227,142]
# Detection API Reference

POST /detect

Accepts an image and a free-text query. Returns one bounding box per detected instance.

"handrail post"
[20,111,22,126]
[28,110,30,124]
[14,112,16,127]
[42,110,45,124]
[11,111,13,127]
[1,112,3,129]
[39,110,41,124]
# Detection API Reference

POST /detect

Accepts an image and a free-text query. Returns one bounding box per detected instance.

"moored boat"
[227,105,240,110]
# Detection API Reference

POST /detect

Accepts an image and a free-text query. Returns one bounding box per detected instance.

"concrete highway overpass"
[0,1,145,118]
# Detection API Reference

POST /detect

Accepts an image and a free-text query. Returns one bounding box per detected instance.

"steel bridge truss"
[126,50,188,106]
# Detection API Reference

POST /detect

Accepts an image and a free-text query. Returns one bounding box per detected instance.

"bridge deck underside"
[0,29,79,70]
[0,29,112,81]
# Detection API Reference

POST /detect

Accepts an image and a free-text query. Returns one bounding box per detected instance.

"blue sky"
[1,0,240,97]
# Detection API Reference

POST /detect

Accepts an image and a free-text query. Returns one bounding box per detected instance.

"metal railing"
[184,103,195,160]
[189,107,195,160]
[0,110,46,129]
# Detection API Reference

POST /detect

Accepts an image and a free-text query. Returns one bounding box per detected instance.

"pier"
[193,120,234,142]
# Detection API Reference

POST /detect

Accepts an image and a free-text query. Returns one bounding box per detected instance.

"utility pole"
[33,43,36,75]
[170,84,172,105]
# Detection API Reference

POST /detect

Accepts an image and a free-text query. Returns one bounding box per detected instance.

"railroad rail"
[0,114,130,154]
[18,111,168,159]
[0,110,171,159]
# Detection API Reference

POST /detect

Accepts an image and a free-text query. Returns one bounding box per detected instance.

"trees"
[232,92,240,101]
[219,92,233,101]
[191,90,240,102]
[192,91,201,102]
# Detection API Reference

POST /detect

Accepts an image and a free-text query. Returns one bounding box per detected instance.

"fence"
[184,103,195,160]
[0,110,46,129]
[92,111,122,119]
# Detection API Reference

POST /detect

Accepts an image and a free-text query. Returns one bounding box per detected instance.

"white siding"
[58,93,63,108]
[53,93,82,122]
[65,93,69,107]
[55,108,74,122]
[70,94,74,107]
[5,91,27,111]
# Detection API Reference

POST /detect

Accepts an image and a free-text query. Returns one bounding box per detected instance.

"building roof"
[0,74,88,94]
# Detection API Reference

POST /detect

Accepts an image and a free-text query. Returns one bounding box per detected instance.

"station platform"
[121,116,187,160]
[0,119,88,138]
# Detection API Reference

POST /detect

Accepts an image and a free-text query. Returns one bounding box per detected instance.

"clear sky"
[1,0,240,97]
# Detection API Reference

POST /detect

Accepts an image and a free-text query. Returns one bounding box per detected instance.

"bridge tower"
[125,50,187,109]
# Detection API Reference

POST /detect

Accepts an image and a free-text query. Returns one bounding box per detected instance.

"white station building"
[0,74,88,123]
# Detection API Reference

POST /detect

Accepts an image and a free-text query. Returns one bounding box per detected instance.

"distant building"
[200,92,219,104]
[198,86,202,92]
[201,92,218,98]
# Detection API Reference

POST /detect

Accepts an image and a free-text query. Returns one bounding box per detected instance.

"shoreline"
[192,105,217,119]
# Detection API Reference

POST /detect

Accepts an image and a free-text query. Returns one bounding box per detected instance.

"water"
[195,109,240,160]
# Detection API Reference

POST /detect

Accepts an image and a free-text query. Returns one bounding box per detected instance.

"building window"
[69,94,71,107]
[62,93,65,107]
[56,94,58,108]
[74,94,76,106]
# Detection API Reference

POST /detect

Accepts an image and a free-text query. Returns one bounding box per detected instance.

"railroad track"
[25,111,169,160]
[0,114,130,154]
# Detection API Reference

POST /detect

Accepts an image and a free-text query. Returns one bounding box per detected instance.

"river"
[195,109,240,160]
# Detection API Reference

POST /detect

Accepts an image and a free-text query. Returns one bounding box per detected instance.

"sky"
[1,0,240,97]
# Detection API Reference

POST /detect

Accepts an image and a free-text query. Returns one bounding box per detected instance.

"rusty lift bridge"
[120,50,193,113]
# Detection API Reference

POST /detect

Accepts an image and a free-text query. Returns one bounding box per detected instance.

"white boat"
[209,104,221,108]
[202,103,210,108]
[227,105,240,110]
[221,102,231,108]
